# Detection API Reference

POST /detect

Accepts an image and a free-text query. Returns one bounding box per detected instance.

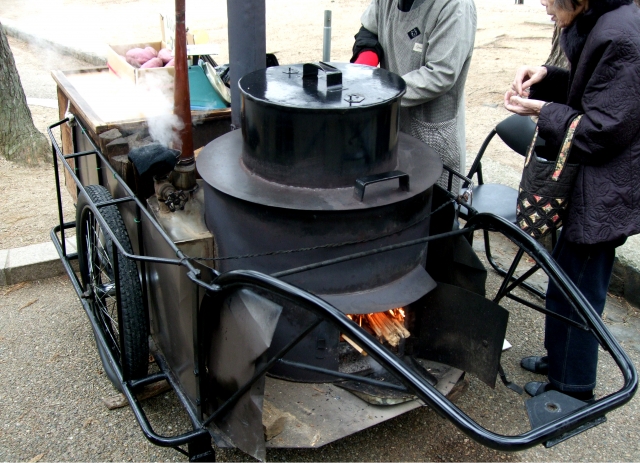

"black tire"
[77,185,148,390]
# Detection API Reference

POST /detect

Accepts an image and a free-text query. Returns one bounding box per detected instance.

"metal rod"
[129,372,168,389]
[272,227,471,278]
[278,359,408,392]
[493,248,525,303]
[322,10,332,62]
[52,141,67,256]
[506,293,588,330]
[502,263,542,296]
[93,197,136,208]
[63,149,98,159]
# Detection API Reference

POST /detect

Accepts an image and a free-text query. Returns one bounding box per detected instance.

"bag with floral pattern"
[516,114,583,239]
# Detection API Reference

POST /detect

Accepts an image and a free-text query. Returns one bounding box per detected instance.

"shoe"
[524,381,595,403]
[524,381,551,396]
[520,356,549,375]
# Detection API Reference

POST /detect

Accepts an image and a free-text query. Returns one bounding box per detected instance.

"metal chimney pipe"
[172,0,196,190]
[323,10,332,62]
[227,0,266,128]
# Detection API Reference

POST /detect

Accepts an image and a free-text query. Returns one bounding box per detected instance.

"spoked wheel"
[77,185,148,390]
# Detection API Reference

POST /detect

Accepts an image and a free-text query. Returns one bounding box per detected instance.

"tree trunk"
[545,24,569,69]
[0,21,50,165]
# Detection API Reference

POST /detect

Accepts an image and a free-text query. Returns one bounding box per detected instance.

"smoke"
[367,356,386,376]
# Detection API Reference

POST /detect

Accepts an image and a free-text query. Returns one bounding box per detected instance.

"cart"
[45,3,637,456]
[47,99,637,460]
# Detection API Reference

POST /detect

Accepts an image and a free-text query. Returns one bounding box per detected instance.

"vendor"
[351,0,477,191]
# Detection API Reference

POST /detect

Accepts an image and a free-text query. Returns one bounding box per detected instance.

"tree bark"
[0,21,50,165]
[545,24,569,69]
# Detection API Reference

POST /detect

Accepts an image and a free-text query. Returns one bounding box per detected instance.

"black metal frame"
[460,118,552,300]
[48,117,637,459]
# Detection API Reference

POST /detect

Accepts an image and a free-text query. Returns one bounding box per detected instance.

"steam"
[148,113,184,149]
[137,71,184,150]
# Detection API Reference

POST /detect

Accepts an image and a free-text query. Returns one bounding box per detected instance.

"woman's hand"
[504,90,546,116]
[511,65,547,96]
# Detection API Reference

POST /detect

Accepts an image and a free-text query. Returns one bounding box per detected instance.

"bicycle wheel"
[76,185,148,390]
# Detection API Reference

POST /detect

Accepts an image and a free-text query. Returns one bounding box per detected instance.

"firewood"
[101,380,171,410]
[342,334,367,356]
[389,317,410,338]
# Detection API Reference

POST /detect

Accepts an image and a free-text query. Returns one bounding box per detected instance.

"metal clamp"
[354,170,410,201]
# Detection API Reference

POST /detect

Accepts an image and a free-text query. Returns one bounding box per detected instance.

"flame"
[346,308,406,328]
[344,308,409,349]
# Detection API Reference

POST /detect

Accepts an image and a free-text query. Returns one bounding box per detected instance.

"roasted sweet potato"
[125,47,157,67]
[158,48,173,64]
[140,57,164,69]
[144,46,158,57]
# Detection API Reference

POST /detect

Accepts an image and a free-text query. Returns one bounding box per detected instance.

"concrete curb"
[612,254,640,307]
[1,239,78,287]
[1,17,106,67]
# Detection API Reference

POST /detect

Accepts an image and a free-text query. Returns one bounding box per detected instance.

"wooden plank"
[51,69,106,136]
[101,380,171,410]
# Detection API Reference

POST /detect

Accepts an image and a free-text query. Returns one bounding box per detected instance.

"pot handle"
[303,62,342,89]
[354,170,410,201]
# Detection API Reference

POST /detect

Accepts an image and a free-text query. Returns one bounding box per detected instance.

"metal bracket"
[354,170,409,201]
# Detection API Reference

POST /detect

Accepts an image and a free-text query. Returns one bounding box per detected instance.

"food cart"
[46,2,637,461]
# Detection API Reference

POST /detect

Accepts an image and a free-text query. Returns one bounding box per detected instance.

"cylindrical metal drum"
[239,62,405,188]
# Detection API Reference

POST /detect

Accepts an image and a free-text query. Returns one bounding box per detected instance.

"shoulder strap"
[552,114,583,181]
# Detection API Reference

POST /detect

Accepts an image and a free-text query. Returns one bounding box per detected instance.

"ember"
[346,309,410,348]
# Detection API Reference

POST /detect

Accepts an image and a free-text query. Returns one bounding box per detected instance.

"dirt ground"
[0,0,553,250]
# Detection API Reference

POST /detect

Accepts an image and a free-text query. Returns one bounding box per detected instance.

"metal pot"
[239,62,406,188]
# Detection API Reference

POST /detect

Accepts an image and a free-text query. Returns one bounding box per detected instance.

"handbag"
[516,114,583,239]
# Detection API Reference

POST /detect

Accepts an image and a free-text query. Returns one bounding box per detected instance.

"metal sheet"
[413,283,509,388]
[141,183,215,409]
[206,289,283,461]
[263,362,463,448]
[197,130,442,210]
[319,265,436,314]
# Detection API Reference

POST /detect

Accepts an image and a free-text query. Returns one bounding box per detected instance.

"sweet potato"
[164,59,175,67]
[144,46,158,57]
[125,47,157,67]
[140,57,164,69]
[158,48,173,64]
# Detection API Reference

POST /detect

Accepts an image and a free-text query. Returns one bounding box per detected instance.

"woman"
[504,0,640,401]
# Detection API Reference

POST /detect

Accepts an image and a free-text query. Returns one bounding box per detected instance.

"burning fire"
[344,309,410,351]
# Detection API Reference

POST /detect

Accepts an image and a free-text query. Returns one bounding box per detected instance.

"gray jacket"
[358,0,476,186]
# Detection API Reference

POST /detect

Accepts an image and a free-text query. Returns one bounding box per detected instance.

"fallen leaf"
[18,299,38,311]
[28,453,44,463]
[2,281,28,296]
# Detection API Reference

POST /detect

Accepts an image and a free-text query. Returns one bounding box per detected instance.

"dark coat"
[530,0,640,245]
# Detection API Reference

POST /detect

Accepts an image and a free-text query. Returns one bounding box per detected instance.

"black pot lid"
[239,62,406,110]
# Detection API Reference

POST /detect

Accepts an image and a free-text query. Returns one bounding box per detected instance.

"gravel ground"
[1,234,639,462]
